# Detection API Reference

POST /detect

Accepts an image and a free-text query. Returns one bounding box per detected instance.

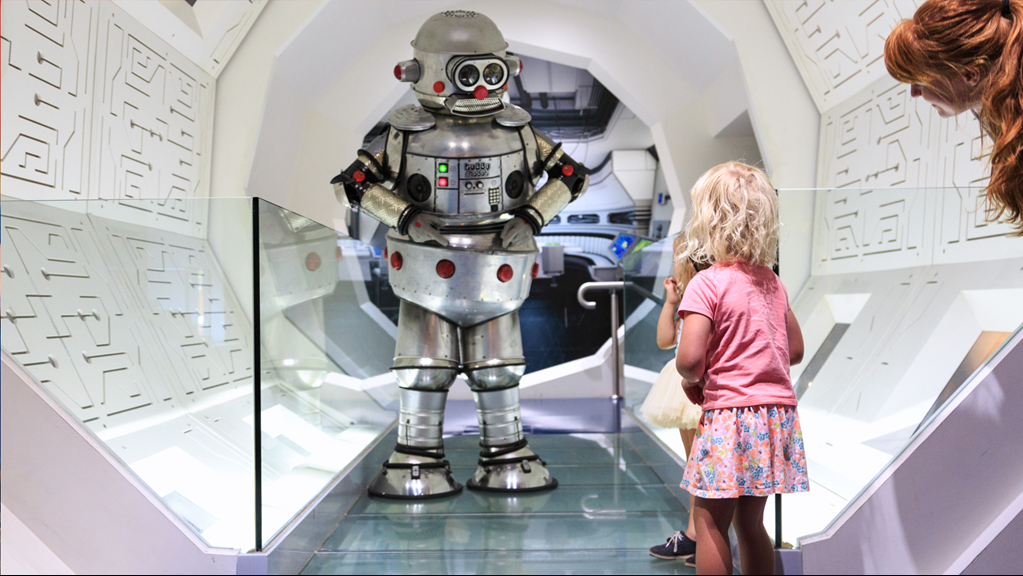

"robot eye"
[457,64,480,88]
[483,63,505,86]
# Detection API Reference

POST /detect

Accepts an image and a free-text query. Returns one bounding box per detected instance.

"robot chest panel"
[399,126,532,215]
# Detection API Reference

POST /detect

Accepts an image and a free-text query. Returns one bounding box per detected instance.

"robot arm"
[511,129,590,236]
[331,131,446,245]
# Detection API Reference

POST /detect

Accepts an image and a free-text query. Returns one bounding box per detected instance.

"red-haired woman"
[885,0,1023,232]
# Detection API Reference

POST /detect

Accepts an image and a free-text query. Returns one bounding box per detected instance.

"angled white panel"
[812,76,1023,273]
[1,0,99,202]
[111,0,268,78]
[765,0,921,113]
[1,203,175,430]
[1,202,254,434]
[813,188,933,274]
[88,2,214,238]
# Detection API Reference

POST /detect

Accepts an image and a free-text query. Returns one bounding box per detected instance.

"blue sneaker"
[649,531,697,561]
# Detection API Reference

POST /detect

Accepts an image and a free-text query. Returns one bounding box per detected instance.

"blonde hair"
[671,232,697,298]
[680,162,779,267]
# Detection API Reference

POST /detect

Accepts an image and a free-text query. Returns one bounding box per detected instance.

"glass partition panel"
[256,199,398,548]
[621,237,675,413]
[1,197,258,550]
[621,187,1023,546]
[1,197,401,552]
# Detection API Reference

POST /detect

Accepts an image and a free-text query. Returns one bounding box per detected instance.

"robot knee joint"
[464,362,525,392]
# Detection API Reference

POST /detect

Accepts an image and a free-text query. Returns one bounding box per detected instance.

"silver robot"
[331,10,588,499]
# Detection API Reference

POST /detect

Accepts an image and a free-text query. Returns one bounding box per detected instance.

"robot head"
[393,11,523,116]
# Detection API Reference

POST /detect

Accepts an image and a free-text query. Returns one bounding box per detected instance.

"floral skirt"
[681,405,809,499]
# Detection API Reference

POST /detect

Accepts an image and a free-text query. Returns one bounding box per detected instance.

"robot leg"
[461,312,557,493]
[368,301,462,499]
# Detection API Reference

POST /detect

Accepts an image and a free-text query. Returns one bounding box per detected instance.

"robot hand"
[501,216,534,248]
[407,212,449,246]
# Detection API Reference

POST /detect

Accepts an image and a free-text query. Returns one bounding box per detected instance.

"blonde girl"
[676,162,807,575]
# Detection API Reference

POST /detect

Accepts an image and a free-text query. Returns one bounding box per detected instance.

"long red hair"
[885,0,1023,233]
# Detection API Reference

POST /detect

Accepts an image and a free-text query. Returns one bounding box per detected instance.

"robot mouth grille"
[452,98,503,114]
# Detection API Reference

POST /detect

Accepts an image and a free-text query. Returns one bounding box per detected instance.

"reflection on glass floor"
[302,432,696,575]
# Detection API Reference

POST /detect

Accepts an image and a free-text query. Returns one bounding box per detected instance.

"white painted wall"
[1,355,240,574]
[763,2,1023,563]
[111,0,266,78]
[695,0,820,296]
[800,330,1023,574]
[1,0,215,238]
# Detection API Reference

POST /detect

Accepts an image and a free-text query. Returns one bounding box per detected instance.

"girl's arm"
[655,277,682,349]
[676,311,712,382]
[787,309,805,366]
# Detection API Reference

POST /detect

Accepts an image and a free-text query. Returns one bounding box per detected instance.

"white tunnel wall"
[765,0,1023,555]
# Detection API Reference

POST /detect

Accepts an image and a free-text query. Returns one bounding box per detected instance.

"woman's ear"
[963,66,983,87]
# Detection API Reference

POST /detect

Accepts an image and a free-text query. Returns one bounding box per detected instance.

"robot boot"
[461,313,557,493]
[369,303,462,499]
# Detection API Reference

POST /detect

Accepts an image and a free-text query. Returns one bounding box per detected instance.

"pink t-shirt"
[678,262,797,410]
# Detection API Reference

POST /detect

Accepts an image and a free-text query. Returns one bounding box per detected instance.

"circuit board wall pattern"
[1,0,214,238]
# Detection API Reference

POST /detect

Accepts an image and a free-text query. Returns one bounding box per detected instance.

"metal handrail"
[577,281,625,399]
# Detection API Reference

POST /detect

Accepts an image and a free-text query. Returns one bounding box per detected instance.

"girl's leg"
[693,496,737,575]
[680,428,698,541]
[732,496,774,576]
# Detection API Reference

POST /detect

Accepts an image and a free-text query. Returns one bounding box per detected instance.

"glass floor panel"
[303,433,695,575]
[447,464,665,487]
[304,550,697,575]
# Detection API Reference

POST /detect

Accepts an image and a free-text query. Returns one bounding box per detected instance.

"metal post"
[775,493,783,548]
[610,288,621,400]
[577,281,625,402]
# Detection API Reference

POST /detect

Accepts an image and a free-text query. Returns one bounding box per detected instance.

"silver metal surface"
[467,386,558,491]
[464,365,526,390]
[396,388,448,449]
[388,105,436,131]
[474,387,525,446]
[394,301,459,366]
[467,446,556,493]
[610,289,622,400]
[576,281,625,309]
[360,184,410,229]
[395,59,421,83]
[495,104,532,127]
[526,179,572,226]
[407,113,522,158]
[450,96,504,115]
[576,281,626,399]
[535,129,555,163]
[386,230,537,327]
[411,11,508,55]
[368,452,462,499]
[461,312,524,374]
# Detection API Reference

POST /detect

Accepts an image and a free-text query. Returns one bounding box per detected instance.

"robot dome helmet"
[412,10,508,55]
[394,11,523,115]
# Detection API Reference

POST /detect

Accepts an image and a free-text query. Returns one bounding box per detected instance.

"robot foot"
[466,442,558,493]
[368,448,463,500]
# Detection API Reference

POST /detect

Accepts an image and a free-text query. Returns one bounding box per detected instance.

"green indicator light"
[438,163,448,173]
